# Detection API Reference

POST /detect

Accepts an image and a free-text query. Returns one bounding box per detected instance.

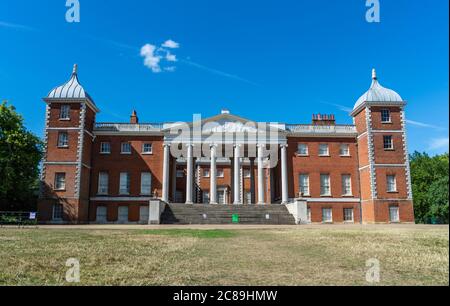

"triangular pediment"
[164,112,286,134]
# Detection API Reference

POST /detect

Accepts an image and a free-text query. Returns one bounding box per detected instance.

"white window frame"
[142,143,153,154]
[322,208,333,223]
[243,169,251,178]
[217,169,225,178]
[57,132,69,148]
[320,174,331,196]
[343,208,354,222]
[60,105,71,120]
[98,172,109,195]
[121,142,132,154]
[340,144,350,156]
[299,174,310,196]
[52,204,63,221]
[341,174,352,196]
[244,191,252,204]
[381,109,391,123]
[54,173,66,190]
[319,144,329,156]
[119,172,130,195]
[96,206,107,223]
[387,175,397,192]
[139,206,149,223]
[100,142,111,154]
[202,191,210,204]
[389,206,400,223]
[118,206,129,224]
[203,168,210,178]
[140,172,152,195]
[383,135,394,150]
[297,143,308,156]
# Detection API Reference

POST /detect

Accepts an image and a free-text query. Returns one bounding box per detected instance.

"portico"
[160,111,289,205]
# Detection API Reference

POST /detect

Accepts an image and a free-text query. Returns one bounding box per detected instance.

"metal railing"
[94,123,164,132]
[285,124,357,135]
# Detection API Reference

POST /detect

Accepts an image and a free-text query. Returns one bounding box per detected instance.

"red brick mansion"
[38,65,415,224]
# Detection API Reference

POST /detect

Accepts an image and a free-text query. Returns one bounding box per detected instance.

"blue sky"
[1,0,448,154]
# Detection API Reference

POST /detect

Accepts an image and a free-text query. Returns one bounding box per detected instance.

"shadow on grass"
[136,229,237,239]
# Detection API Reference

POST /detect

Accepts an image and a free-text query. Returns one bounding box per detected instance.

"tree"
[0,101,43,211]
[410,151,449,224]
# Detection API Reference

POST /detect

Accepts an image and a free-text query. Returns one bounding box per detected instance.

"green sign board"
[232,214,239,223]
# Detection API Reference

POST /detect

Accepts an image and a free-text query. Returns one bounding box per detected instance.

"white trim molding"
[365,107,377,199]
[39,103,51,198]
[401,108,413,200]
[75,103,86,198]
[44,161,78,166]
[90,197,154,202]
[303,198,361,203]
[371,130,404,133]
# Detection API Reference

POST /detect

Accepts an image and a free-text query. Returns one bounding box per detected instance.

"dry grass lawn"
[0,226,448,286]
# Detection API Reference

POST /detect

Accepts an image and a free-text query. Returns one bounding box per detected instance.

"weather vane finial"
[73,64,78,75]
[372,68,377,80]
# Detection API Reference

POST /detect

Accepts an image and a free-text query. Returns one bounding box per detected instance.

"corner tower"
[351,69,414,223]
[38,65,100,223]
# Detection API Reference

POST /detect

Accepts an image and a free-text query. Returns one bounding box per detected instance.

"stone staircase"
[160,203,296,225]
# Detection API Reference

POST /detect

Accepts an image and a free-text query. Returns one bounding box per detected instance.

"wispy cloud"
[319,101,352,113]
[405,119,445,131]
[429,137,449,151]
[180,59,260,86]
[0,20,37,31]
[83,35,138,51]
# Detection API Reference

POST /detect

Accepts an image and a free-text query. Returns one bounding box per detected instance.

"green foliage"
[0,101,43,211]
[410,151,449,224]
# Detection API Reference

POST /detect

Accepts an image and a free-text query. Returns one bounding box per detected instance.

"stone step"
[161,203,296,225]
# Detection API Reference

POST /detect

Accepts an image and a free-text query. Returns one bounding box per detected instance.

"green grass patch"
[137,229,237,239]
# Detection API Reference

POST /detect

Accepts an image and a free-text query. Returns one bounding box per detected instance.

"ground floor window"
[140,206,149,223]
[118,206,129,223]
[218,187,227,204]
[389,206,400,223]
[307,207,311,223]
[322,208,332,223]
[244,191,252,204]
[343,208,354,222]
[202,191,210,204]
[96,206,107,223]
[52,204,63,221]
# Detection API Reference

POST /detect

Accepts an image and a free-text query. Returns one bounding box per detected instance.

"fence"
[0,211,38,227]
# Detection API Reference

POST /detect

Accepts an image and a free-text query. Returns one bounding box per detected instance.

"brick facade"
[37,66,415,224]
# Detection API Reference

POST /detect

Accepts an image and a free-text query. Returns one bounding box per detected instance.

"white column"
[233,145,241,204]
[210,144,218,204]
[185,144,194,204]
[257,144,265,204]
[162,144,170,202]
[281,144,289,204]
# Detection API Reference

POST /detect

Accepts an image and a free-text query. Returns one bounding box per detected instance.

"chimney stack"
[130,110,139,124]
[312,114,336,126]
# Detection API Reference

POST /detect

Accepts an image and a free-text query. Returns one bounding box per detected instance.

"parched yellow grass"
[0,226,448,286]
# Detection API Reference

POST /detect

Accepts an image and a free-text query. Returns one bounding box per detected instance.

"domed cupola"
[46,64,94,102]
[351,69,405,116]
[45,64,99,113]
